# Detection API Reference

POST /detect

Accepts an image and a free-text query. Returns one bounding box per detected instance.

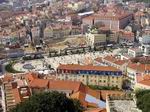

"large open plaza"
[13,49,121,73]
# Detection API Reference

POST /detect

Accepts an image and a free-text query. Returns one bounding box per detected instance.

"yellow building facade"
[57,64,124,89]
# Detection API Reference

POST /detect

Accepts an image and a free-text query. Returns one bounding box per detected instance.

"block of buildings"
[121,48,143,60]
[135,74,150,90]
[85,33,107,47]
[139,35,150,56]
[102,55,128,73]
[82,4,133,31]
[56,64,123,89]
[127,62,150,88]
[1,72,127,111]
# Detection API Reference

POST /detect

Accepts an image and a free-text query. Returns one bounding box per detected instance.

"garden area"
[5,61,22,73]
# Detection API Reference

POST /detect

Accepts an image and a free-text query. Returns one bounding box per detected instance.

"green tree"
[10,91,83,112]
[122,79,131,90]
[136,90,150,112]
[88,85,119,90]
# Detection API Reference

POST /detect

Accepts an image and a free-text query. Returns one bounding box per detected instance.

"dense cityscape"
[0,0,150,112]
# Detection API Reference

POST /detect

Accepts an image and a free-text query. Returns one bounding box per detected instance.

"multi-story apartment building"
[135,74,150,90]
[102,55,128,73]
[56,64,124,89]
[127,62,150,88]
[82,4,133,31]
[85,33,107,47]
[2,73,107,109]
[2,75,31,112]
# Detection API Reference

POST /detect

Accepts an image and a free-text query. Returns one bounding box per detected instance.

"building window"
[99,80,101,82]
[104,80,106,83]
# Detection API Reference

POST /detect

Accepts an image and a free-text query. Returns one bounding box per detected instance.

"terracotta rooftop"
[114,60,127,66]
[82,15,95,21]
[120,31,134,39]
[127,63,150,72]
[71,91,88,107]
[138,75,150,86]
[3,74,13,82]
[103,55,127,66]
[71,86,101,108]
[85,86,100,98]
[83,4,132,21]
[103,55,116,62]
[29,79,49,88]
[25,72,38,83]
[99,90,125,101]
[12,88,21,104]
[94,57,102,63]
[57,64,121,72]
[49,80,85,93]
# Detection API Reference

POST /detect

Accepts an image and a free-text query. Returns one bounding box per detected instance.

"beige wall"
[56,74,123,89]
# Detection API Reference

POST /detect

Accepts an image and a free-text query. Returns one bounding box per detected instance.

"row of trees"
[5,62,22,73]
[11,91,84,112]
[88,85,119,90]
[49,46,109,57]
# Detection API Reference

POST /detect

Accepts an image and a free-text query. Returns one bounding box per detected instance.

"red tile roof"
[83,4,132,21]
[127,63,150,72]
[49,80,84,93]
[12,88,21,104]
[114,60,127,65]
[71,86,101,108]
[85,86,100,98]
[57,64,120,72]
[99,90,125,101]
[3,74,13,82]
[94,57,102,63]
[82,16,95,21]
[12,87,31,105]
[103,55,127,65]
[29,79,49,88]
[103,55,115,62]
[71,91,88,107]
[25,72,38,82]
[138,75,150,86]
